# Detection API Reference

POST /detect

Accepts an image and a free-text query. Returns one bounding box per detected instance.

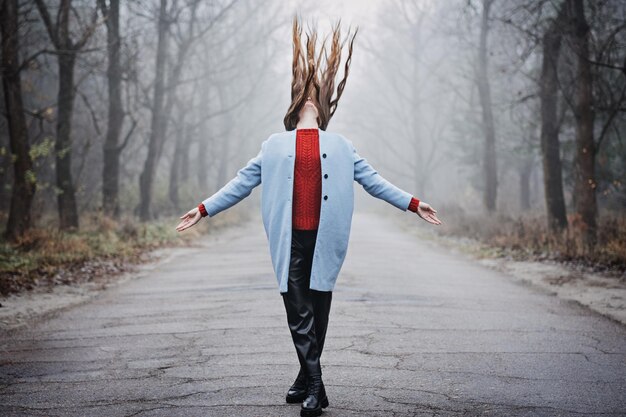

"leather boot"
[311,289,332,407]
[286,292,332,405]
[311,290,332,357]
[300,373,328,416]
[283,229,322,404]
[286,367,308,403]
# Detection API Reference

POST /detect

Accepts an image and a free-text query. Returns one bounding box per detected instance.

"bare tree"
[518,120,537,211]
[137,0,170,221]
[1,0,36,240]
[99,0,133,218]
[569,0,597,247]
[539,1,568,232]
[354,0,448,200]
[34,0,99,230]
[138,0,236,220]
[168,93,190,210]
[476,0,498,212]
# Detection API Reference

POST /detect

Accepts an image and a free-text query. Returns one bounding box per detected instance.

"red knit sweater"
[198,129,421,221]
[292,128,322,229]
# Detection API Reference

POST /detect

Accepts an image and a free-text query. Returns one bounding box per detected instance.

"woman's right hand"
[176,207,202,232]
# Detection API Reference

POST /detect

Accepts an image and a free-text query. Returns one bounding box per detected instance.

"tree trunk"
[477,0,497,212]
[102,0,124,218]
[56,53,79,230]
[180,130,190,182]
[214,84,230,192]
[0,131,12,213]
[410,23,425,199]
[168,110,187,211]
[215,132,230,192]
[519,160,532,211]
[1,0,36,240]
[569,0,597,248]
[196,123,209,191]
[169,137,181,210]
[138,0,169,222]
[539,3,568,232]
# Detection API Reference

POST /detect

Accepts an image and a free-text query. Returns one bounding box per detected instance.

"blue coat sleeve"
[201,142,264,217]
[352,142,413,211]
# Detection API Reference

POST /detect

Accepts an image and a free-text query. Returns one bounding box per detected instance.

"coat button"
[324,174,328,179]
[323,195,328,200]
[322,153,327,158]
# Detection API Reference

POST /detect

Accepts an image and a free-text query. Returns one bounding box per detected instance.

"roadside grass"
[0,210,245,296]
[401,203,626,275]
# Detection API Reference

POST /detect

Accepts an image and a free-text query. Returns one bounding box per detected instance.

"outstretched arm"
[353,144,413,210]
[352,143,441,225]
[176,142,263,232]
[200,146,263,217]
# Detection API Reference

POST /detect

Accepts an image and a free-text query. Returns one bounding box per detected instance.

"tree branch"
[76,89,102,136]
[18,48,54,72]
[596,84,626,154]
[34,0,59,48]
[97,0,108,16]
[586,56,626,76]
[116,118,137,153]
[74,6,102,50]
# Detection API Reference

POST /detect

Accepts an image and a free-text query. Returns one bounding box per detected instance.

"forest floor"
[395,210,626,326]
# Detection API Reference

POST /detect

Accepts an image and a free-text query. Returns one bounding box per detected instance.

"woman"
[176,16,442,417]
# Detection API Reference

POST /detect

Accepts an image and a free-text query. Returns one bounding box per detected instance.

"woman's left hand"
[416,202,442,225]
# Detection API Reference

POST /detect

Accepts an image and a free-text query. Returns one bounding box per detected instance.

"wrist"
[198,203,208,217]
[408,197,420,213]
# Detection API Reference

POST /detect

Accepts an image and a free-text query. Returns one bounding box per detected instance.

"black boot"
[300,373,328,417]
[286,367,308,403]
[312,290,332,355]
[283,229,323,405]
[311,290,332,406]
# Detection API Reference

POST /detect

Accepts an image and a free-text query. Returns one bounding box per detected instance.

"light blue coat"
[202,128,414,293]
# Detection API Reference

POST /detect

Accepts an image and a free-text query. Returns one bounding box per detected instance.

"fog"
[1,0,624,238]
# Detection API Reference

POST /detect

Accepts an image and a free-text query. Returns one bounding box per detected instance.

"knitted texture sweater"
[198,129,421,221]
[292,128,322,229]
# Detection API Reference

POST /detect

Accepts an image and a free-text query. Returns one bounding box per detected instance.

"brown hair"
[283,15,359,131]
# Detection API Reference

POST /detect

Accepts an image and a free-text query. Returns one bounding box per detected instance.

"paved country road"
[1,212,625,417]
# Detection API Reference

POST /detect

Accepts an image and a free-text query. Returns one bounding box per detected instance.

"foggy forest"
[1,1,625,303]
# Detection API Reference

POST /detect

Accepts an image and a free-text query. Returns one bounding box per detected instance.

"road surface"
[1,212,625,416]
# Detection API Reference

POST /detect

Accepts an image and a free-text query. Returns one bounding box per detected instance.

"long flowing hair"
[283,15,359,131]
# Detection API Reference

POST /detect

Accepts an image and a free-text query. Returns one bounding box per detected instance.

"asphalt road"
[1,212,625,417]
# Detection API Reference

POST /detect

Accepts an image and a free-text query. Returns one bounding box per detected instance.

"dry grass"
[0,209,246,296]
[402,203,626,275]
